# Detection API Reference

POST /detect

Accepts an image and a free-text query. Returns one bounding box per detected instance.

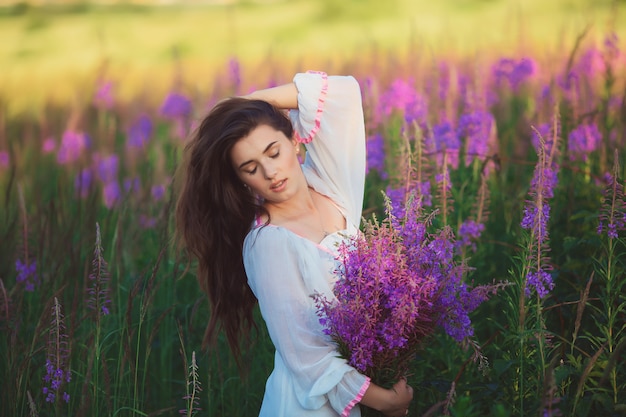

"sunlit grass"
[1,0,623,115]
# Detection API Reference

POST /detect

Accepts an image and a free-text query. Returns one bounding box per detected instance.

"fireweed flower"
[139,214,158,229]
[314,194,500,384]
[437,61,451,104]
[531,122,560,157]
[123,177,141,194]
[0,150,9,169]
[56,130,90,165]
[378,78,428,126]
[455,220,486,253]
[458,111,495,167]
[42,137,56,154]
[431,120,460,169]
[95,154,119,184]
[598,160,626,239]
[603,32,620,62]
[366,133,387,179]
[151,184,166,202]
[521,127,559,298]
[103,181,121,209]
[93,80,114,110]
[385,181,432,219]
[568,122,602,162]
[15,259,38,291]
[127,114,153,149]
[87,223,111,318]
[43,297,71,404]
[492,57,537,91]
[160,92,192,119]
[74,168,93,198]
[575,47,605,79]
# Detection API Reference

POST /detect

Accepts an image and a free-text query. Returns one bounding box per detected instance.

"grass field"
[1,0,623,115]
[1,1,626,416]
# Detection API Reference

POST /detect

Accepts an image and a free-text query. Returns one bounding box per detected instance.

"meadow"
[1,1,626,416]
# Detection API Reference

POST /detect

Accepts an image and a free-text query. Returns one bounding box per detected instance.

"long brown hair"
[175,98,293,365]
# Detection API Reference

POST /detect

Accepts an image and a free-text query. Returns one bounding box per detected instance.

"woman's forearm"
[360,382,394,411]
[242,82,299,109]
[360,379,413,416]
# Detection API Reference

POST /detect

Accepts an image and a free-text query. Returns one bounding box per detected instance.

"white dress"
[243,72,370,417]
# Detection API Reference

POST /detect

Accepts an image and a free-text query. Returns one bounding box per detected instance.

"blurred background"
[1,0,623,115]
[2,1,626,416]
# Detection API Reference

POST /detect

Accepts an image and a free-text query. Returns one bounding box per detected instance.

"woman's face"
[230,124,303,204]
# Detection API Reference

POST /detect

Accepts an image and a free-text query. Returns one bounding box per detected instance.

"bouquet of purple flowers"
[314,195,503,394]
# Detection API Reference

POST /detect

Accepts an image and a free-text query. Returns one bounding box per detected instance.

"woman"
[176,71,412,417]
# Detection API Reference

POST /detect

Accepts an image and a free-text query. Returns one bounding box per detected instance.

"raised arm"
[241,82,299,109]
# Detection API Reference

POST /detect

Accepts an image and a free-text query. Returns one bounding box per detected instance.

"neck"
[264,186,315,224]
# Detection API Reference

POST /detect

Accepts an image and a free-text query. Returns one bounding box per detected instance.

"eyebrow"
[238,141,278,169]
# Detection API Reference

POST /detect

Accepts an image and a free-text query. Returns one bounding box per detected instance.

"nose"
[263,162,277,180]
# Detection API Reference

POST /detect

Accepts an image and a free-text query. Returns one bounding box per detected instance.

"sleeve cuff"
[341,376,371,417]
[292,70,328,144]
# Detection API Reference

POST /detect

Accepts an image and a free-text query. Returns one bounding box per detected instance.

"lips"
[270,179,287,191]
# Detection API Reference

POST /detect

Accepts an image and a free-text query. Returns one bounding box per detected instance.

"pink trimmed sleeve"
[293,71,328,144]
[290,72,366,225]
[341,377,371,417]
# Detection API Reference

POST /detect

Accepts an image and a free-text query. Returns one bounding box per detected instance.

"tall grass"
[1,25,625,417]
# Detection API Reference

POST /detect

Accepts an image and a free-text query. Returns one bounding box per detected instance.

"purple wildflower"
[435,162,454,224]
[74,168,93,199]
[160,93,192,119]
[139,215,158,229]
[603,32,620,62]
[556,70,579,95]
[87,223,111,318]
[432,121,460,169]
[575,47,605,78]
[522,135,559,239]
[123,177,141,194]
[568,122,602,162]
[386,182,432,220]
[525,270,554,298]
[95,154,119,183]
[56,131,90,165]
[315,215,438,377]
[378,78,428,125]
[127,114,153,149]
[43,297,71,404]
[0,150,9,169]
[437,61,451,104]
[455,219,486,252]
[151,184,166,202]
[15,259,38,291]
[94,80,114,110]
[103,182,121,209]
[521,124,559,298]
[42,137,56,154]
[385,187,408,218]
[492,57,537,91]
[458,111,495,167]
[366,133,387,178]
[314,195,501,385]
[531,122,560,156]
[597,157,626,239]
